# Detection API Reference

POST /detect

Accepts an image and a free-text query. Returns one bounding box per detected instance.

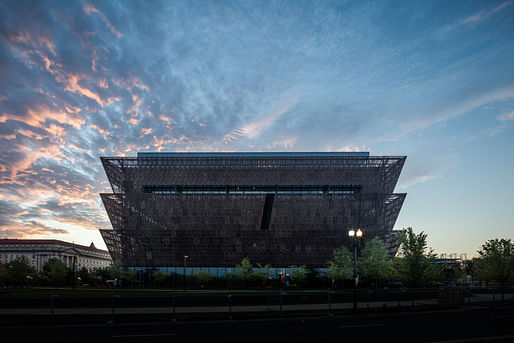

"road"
[3,306,514,343]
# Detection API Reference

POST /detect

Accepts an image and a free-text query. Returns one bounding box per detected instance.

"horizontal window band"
[142,184,362,194]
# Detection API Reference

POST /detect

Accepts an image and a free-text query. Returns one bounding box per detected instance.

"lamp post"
[348,228,363,311]
[183,255,188,291]
[72,255,77,292]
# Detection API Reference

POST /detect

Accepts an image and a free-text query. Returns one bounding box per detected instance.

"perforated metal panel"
[100,153,406,268]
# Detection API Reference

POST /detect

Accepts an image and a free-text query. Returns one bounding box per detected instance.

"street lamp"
[183,255,189,291]
[348,228,363,311]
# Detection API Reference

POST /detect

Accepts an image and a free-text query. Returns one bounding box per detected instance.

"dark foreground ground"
[3,305,514,343]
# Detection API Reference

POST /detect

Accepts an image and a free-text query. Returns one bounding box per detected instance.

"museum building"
[99,152,406,276]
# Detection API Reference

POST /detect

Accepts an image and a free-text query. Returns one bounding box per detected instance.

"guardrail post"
[328,289,335,316]
[367,290,373,310]
[267,288,272,311]
[280,292,287,314]
[50,294,59,325]
[227,294,232,320]
[111,292,120,324]
[171,292,177,322]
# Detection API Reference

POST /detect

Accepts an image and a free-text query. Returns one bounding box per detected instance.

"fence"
[1,286,513,325]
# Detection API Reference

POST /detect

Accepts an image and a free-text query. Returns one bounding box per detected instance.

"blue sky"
[0,0,513,258]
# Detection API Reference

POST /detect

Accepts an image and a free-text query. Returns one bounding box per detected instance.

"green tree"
[395,227,440,287]
[78,267,89,285]
[125,269,138,287]
[151,270,167,287]
[236,257,254,287]
[253,263,272,286]
[289,265,310,287]
[105,259,125,283]
[43,258,70,286]
[224,271,238,289]
[88,269,101,284]
[6,257,38,287]
[0,263,7,287]
[475,238,514,285]
[359,237,394,288]
[327,245,353,288]
[194,270,212,287]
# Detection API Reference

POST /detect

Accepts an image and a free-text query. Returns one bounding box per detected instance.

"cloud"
[0,0,513,252]
[440,0,514,33]
[397,154,457,189]
[223,95,299,143]
[496,110,514,122]
[487,109,514,136]
[64,73,105,106]
[83,3,123,38]
[0,222,70,238]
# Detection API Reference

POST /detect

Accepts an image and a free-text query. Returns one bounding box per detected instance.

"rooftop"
[0,239,110,254]
[137,151,370,158]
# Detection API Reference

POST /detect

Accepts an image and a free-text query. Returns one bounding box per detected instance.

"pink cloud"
[90,124,111,136]
[8,31,31,43]
[0,134,16,140]
[0,105,85,129]
[0,223,70,238]
[127,94,143,114]
[64,73,105,106]
[128,117,139,125]
[17,129,47,140]
[97,78,109,88]
[83,3,123,38]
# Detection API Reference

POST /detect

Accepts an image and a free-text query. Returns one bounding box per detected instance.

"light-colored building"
[0,239,112,272]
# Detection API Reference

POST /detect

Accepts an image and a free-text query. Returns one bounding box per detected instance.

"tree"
[224,271,238,289]
[194,270,212,287]
[88,269,101,284]
[151,270,167,287]
[43,258,70,286]
[395,227,440,287]
[253,263,272,287]
[78,267,89,285]
[125,269,138,287]
[475,238,514,285]
[0,263,7,287]
[105,259,125,283]
[358,237,394,288]
[236,257,254,287]
[5,257,38,287]
[327,245,353,288]
[289,265,310,287]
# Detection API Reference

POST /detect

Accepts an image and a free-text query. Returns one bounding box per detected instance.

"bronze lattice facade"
[100,152,406,268]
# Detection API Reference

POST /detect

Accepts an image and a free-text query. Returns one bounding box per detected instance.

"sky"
[0,0,513,258]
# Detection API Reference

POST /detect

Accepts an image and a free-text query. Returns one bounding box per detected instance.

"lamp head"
[348,229,355,237]
[356,229,363,238]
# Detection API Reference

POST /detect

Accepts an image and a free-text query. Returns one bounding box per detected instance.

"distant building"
[0,239,112,272]
[100,152,406,273]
